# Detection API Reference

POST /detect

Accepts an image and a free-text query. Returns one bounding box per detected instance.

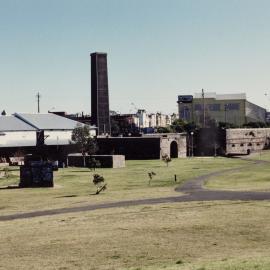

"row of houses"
[51,110,176,134]
[135,110,176,128]
[110,110,177,134]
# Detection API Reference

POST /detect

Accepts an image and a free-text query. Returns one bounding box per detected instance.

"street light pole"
[191,132,194,157]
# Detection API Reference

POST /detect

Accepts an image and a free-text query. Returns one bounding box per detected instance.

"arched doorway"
[170,141,178,158]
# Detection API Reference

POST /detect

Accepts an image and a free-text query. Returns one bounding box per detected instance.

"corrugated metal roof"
[0,116,36,131]
[14,113,88,130]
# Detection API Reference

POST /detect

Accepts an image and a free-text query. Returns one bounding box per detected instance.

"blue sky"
[1,0,270,114]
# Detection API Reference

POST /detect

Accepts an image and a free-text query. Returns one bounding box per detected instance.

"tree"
[218,121,237,129]
[147,171,156,186]
[170,119,198,133]
[88,158,101,171]
[3,167,9,178]
[170,119,186,133]
[156,127,171,133]
[71,124,98,166]
[243,122,267,128]
[110,118,120,136]
[162,154,171,167]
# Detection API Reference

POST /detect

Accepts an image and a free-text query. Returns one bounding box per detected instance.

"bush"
[162,154,171,166]
[92,174,107,194]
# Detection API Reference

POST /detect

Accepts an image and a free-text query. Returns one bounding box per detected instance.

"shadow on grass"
[89,192,106,196]
[70,170,91,173]
[0,185,20,190]
[56,195,78,198]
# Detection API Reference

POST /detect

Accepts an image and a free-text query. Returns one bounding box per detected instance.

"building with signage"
[177,92,266,127]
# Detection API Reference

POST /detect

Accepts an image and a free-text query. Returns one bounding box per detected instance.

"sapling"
[162,154,171,167]
[92,174,107,194]
[148,171,156,185]
[4,167,9,178]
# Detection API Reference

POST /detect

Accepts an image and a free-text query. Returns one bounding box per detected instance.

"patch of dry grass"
[1,201,270,269]
[205,158,270,192]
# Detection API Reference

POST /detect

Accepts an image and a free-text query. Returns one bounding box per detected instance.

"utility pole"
[264,93,270,123]
[224,104,228,124]
[202,89,205,127]
[36,92,41,113]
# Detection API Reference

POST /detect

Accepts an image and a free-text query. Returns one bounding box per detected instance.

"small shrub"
[147,171,156,185]
[88,158,101,171]
[4,167,9,178]
[162,154,171,167]
[92,174,107,194]
[176,259,184,264]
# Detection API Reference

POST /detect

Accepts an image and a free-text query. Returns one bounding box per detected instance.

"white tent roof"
[0,116,36,132]
[14,113,93,130]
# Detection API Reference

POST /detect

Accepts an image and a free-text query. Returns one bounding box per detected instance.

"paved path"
[1,158,270,221]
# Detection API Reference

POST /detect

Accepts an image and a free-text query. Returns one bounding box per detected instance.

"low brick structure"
[67,154,125,168]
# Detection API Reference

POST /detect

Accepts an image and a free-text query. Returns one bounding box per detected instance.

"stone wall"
[146,134,187,158]
[97,133,187,160]
[226,128,270,155]
[111,155,125,168]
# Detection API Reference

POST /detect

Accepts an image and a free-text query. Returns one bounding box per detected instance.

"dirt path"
[1,158,270,221]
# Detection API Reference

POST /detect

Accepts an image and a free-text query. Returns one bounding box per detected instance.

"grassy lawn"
[248,150,270,162]
[0,157,246,215]
[206,151,270,191]
[1,201,270,270]
[1,155,270,269]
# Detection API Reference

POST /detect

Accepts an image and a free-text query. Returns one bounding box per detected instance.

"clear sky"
[1,0,270,115]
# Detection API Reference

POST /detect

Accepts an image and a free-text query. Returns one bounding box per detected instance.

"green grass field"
[0,157,246,215]
[1,153,270,270]
[206,151,270,191]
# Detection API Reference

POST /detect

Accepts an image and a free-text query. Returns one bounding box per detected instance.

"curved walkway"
[1,158,270,221]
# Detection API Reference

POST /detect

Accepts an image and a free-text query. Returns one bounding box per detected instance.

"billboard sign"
[178,95,193,103]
